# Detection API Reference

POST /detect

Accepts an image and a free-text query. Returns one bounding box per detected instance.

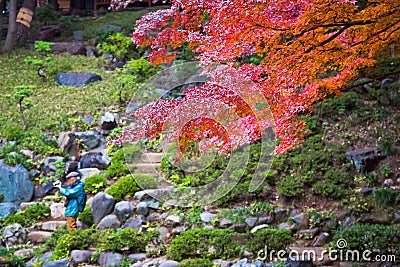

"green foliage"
[167,228,245,261]
[78,205,94,226]
[378,140,397,156]
[276,175,304,197]
[84,174,107,194]
[311,169,352,198]
[34,5,60,26]
[125,57,162,82]
[303,208,335,229]
[95,228,159,254]
[45,225,68,248]
[373,188,395,207]
[97,32,135,61]
[34,41,54,53]
[246,228,294,253]
[105,173,157,202]
[0,203,50,229]
[52,228,95,260]
[105,143,142,178]
[177,258,214,267]
[379,163,390,177]
[316,92,359,118]
[332,224,400,256]
[59,15,83,34]
[0,248,26,266]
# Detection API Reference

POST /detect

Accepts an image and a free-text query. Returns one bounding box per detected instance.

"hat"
[66,171,80,180]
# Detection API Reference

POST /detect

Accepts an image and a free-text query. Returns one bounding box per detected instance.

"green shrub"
[332,224,400,256]
[105,144,142,178]
[373,188,395,207]
[95,228,159,254]
[167,229,245,261]
[177,258,214,267]
[45,225,69,248]
[0,203,50,229]
[78,205,94,226]
[52,228,96,260]
[35,5,60,26]
[246,228,294,253]
[97,32,135,62]
[276,175,304,197]
[84,174,107,194]
[105,173,157,202]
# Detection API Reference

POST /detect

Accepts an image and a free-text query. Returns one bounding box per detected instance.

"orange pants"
[66,216,77,231]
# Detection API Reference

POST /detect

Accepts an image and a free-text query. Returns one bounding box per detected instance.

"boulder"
[41,221,67,231]
[122,216,143,231]
[345,148,385,172]
[34,25,61,41]
[136,202,149,216]
[71,250,93,264]
[245,217,258,228]
[165,215,180,226]
[114,201,133,222]
[200,212,218,223]
[79,152,110,170]
[14,248,34,259]
[51,42,86,55]
[43,258,70,267]
[54,73,102,87]
[101,112,118,131]
[79,168,101,179]
[73,131,106,152]
[0,203,18,218]
[43,156,65,177]
[2,223,27,246]
[58,132,80,159]
[96,214,121,231]
[0,163,34,205]
[91,192,115,223]
[98,252,124,267]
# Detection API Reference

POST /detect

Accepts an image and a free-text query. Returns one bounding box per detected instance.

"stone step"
[138,152,164,164]
[40,221,67,231]
[135,163,161,174]
[27,231,52,244]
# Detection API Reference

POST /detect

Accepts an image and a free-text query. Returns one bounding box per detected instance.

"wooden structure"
[37,0,153,11]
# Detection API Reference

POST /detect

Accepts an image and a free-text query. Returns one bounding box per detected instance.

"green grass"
[0,49,119,137]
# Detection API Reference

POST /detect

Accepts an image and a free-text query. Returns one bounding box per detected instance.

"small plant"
[0,203,50,229]
[78,205,94,226]
[380,163,390,177]
[177,258,214,267]
[9,86,34,131]
[97,32,134,62]
[373,188,394,207]
[276,175,304,197]
[52,228,95,260]
[378,140,397,156]
[84,174,107,194]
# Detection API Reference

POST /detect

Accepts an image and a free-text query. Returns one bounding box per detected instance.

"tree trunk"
[0,0,4,41]
[3,0,17,53]
[16,0,36,43]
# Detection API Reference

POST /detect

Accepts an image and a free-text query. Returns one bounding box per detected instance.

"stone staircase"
[134,152,164,176]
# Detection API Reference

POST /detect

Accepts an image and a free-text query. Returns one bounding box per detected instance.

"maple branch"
[351,18,400,47]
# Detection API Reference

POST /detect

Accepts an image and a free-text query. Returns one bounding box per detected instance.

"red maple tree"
[112,0,400,155]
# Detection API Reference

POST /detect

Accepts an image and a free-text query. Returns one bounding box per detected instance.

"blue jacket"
[59,181,86,217]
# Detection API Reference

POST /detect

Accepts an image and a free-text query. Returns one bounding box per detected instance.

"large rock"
[0,203,18,218]
[0,163,34,205]
[98,252,124,267]
[114,201,133,222]
[101,112,118,131]
[91,192,115,223]
[72,131,106,152]
[71,250,93,264]
[96,214,121,231]
[58,132,80,159]
[41,221,67,231]
[345,148,385,172]
[122,216,143,231]
[43,156,65,176]
[2,223,27,246]
[54,73,102,87]
[34,25,61,41]
[51,42,86,55]
[50,203,65,219]
[43,258,69,267]
[79,152,110,170]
